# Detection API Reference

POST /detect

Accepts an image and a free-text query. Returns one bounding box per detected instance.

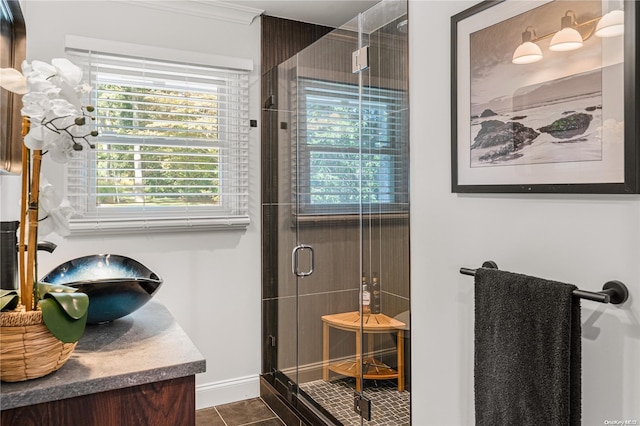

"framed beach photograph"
[451,0,639,193]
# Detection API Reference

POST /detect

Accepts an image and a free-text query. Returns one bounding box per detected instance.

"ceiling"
[229,0,381,28]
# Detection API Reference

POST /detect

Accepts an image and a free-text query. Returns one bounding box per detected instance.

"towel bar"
[460,261,629,305]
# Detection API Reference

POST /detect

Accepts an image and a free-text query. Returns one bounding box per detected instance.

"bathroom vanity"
[0,301,206,425]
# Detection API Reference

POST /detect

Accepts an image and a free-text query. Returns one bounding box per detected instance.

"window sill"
[68,216,250,236]
[293,212,409,226]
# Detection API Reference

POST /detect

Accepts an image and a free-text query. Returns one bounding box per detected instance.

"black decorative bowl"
[41,254,163,324]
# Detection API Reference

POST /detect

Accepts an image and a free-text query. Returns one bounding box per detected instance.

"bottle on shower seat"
[371,272,380,314]
[361,272,371,315]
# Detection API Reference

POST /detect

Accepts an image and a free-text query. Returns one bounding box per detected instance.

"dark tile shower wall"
[261,17,334,76]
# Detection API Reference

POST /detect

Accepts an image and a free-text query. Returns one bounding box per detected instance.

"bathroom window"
[65,40,251,233]
[296,78,408,215]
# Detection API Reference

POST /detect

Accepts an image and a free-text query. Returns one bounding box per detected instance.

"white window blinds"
[296,78,409,215]
[65,47,250,233]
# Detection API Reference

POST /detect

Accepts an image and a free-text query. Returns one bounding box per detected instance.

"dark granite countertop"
[0,301,206,410]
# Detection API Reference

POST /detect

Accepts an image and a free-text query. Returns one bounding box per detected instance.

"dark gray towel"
[474,268,581,426]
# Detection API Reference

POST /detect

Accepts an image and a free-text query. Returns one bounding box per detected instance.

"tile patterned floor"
[198,380,409,426]
[196,398,285,426]
[300,378,410,426]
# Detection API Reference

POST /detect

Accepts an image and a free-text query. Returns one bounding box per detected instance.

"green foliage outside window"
[95,84,221,207]
[301,82,403,208]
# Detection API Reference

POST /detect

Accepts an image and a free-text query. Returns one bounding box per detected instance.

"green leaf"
[39,297,89,343]
[37,282,78,297]
[0,289,20,312]
[36,282,88,320]
[36,282,90,343]
[43,291,89,320]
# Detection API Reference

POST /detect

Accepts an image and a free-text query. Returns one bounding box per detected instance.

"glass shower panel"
[359,2,410,424]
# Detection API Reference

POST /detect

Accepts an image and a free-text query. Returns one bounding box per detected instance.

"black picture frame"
[451,0,639,193]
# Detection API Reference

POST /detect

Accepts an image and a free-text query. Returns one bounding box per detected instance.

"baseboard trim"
[196,375,260,409]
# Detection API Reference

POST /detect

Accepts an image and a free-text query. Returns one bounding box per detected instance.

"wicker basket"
[0,308,77,382]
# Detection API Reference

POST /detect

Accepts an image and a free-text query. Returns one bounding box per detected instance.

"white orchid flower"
[58,82,84,109]
[23,121,46,150]
[50,98,80,116]
[44,129,82,164]
[38,199,74,238]
[17,59,96,249]
[23,70,60,96]
[27,76,60,95]
[23,60,75,98]
[30,60,57,77]
[48,137,77,163]
[21,92,51,118]
[52,58,83,87]
[21,60,32,75]
[37,179,74,237]
[20,58,96,155]
[76,83,92,96]
[37,59,85,108]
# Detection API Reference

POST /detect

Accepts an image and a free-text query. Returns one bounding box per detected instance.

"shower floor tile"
[300,378,410,426]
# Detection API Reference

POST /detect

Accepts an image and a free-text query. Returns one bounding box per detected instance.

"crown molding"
[112,0,263,25]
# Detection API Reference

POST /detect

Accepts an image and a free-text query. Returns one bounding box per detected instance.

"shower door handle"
[292,244,314,277]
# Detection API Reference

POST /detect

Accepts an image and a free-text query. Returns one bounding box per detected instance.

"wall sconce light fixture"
[512,7,625,65]
[595,9,625,37]
[512,26,543,64]
[549,11,583,51]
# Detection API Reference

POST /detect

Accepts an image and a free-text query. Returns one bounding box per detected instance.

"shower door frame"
[261,2,410,424]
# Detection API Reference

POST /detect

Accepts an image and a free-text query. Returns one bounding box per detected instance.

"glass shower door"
[290,17,365,423]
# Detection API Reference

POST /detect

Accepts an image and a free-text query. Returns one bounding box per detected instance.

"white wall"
[410,1,640,425]
[6,0,640,422]
[5,0,262,408]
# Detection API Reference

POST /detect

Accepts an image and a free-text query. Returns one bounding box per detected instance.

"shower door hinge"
[353,393,372,421]
[264,94,276,109]
[287,380,297,404]
[352,46,369,73]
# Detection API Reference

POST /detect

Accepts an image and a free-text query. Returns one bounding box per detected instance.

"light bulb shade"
[512,41,543,64]
[595,10,624,37]
[549,27,583,51]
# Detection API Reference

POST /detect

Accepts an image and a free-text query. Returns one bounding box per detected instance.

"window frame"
[63,36,253,234]
[294,77,409,217]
